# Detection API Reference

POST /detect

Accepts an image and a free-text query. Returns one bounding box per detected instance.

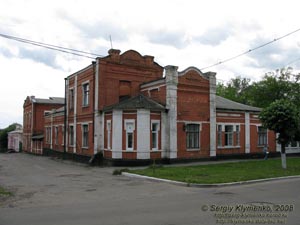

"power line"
[200,27,300,71]
[0,33,105,59]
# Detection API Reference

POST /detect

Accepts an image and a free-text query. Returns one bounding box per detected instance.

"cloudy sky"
[1,0,300,128]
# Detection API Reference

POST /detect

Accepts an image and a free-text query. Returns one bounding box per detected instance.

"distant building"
[23,96,64,154]
[7,124,23,152]
[40,49,278,165]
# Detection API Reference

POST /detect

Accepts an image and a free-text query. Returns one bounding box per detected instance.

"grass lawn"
[0,186,12,197]
[129,158,300,184]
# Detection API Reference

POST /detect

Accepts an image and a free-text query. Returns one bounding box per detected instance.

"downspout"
[92,61,96,144]
[63,77,67,159]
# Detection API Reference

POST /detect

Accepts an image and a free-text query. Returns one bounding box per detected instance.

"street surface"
[0,153,299,225]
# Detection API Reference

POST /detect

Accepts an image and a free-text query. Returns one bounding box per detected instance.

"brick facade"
[25,49,283,164]
[23,96,64,154]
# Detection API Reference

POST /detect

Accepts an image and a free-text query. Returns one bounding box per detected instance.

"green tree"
[0,123,18,151]
[217,76,252,104]
[259,99,299,169]
[248,67,300,108]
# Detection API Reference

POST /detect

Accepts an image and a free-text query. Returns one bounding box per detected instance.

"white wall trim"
[245,112,250,154]
[112,110,122,158]
[137,109,150,159]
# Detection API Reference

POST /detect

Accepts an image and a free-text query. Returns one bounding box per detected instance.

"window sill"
[218,146,240,149]
[151,149,161,152]
[82,105,89,108]
[82,147,89,149]
[187,148,200,151]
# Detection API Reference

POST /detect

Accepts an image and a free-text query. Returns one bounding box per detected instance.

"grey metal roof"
[216,96,261,112]
[34,97,64,104]
[103,94,165,111]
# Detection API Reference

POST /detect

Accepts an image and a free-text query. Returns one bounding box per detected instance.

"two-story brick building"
[41,49,277,165]
[23,96,64,154]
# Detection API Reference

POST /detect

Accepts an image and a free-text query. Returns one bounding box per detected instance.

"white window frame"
[82,82,90,107]
[124,119,135,151]
[151,120,160,150]
[82,124,89,148]
[217,123,240,148]
[106,120,111,150]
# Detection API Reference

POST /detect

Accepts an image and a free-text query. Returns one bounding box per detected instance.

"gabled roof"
[103,94,165,112]
[33,97,65,104]
[216,96,261,112]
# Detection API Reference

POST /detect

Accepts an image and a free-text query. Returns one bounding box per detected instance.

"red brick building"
[40,49,279,164]
[23,96,64,154]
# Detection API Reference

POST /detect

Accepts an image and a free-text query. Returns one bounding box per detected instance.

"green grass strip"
[130,158,300,184]
[0,186,12,196]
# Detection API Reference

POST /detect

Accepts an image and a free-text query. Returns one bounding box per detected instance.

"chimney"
[108,49,121,61]
[144,55,154,65]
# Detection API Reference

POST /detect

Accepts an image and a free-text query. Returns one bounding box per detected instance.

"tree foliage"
[259,99,299,146]
[217,67,300,109]
[259,99,299,169]
[0,123,18,150]
[217,76,252,105]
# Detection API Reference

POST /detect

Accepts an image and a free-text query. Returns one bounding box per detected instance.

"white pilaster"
[209,72,217,157]
[245,112,250,153]
[112,109,122,159]
[137,109,150,159]
[161,111,168,158]
[165,65,178,159]
[94,59,101,154]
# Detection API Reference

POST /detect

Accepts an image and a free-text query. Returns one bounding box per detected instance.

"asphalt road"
[0,153,299,225]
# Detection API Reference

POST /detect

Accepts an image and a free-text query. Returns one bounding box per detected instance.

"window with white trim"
[151,121,160,150]
[186,124,200,149]
[106,120,111,150]
[82,124,89,148]
[258,126,267,146]
[82,83,89,106]
[69,125,74,146]
[125,120,135,151]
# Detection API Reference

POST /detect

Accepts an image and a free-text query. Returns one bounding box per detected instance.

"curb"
[122,172,300,188]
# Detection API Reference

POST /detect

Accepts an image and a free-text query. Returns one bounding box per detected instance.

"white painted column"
[245,112,250,153]
[209,72,217,157]
[165,65,178,159]
[137,109,150,159]
[112,109,122,159]
[93,59,101,154]
[161,111,168,158]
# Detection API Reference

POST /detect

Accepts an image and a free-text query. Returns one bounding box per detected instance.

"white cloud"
[1,0,300,127]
